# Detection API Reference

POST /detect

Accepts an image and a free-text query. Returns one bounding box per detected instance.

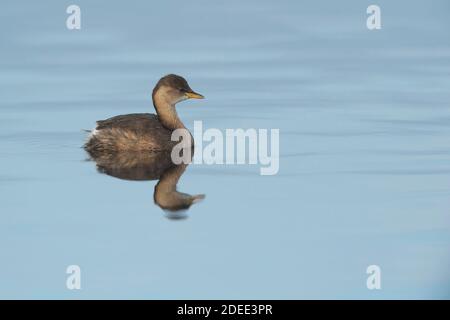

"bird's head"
[152,74,204,106]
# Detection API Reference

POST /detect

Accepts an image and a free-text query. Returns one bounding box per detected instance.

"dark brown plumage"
[83,74,205,216]
[84,74,203,155]
[85,113,175,155]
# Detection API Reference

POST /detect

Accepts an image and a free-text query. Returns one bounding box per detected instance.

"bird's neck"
[153,94,185,130]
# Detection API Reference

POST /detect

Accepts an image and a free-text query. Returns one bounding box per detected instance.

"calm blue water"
[1,0,449,299]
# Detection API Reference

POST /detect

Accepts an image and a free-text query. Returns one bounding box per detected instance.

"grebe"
[84,74,204,155]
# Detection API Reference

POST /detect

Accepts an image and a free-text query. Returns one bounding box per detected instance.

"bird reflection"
[86,149,204,219]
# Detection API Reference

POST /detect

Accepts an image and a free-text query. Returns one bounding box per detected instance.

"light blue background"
[0,0,449,299]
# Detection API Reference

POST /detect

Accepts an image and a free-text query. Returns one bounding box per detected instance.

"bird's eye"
[178,88,186,92]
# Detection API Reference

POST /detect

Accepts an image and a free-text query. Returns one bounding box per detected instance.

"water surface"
[0,0,449,299]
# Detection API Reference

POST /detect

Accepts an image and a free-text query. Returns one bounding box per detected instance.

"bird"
[84,74,204,156]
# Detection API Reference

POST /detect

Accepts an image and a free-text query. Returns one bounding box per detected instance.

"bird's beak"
[185,91,204,99]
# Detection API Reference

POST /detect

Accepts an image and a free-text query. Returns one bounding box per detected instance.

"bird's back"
[85,113,175,155]
[95,113,162,131]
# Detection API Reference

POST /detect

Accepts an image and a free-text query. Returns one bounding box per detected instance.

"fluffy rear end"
[84,128,165,156]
